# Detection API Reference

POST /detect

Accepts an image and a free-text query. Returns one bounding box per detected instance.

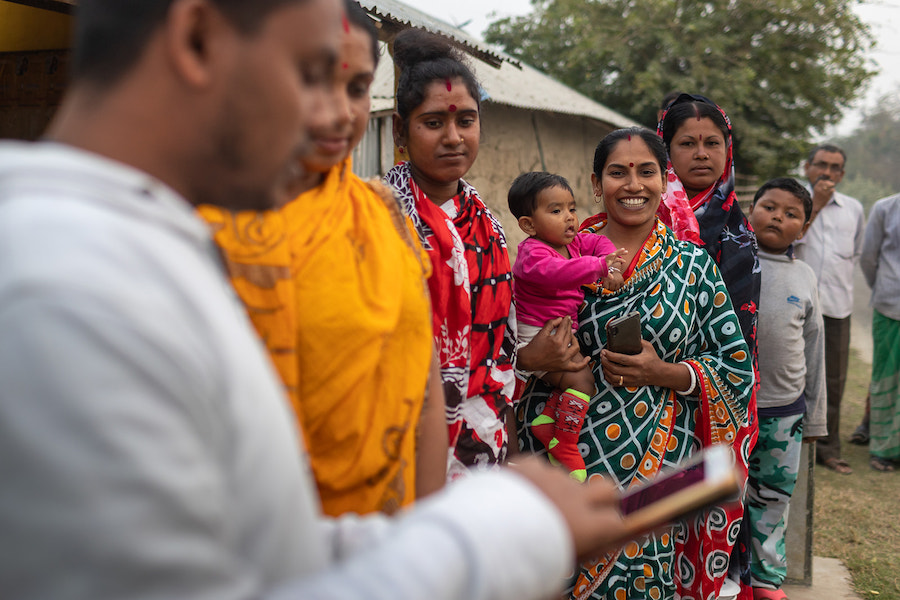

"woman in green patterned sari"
[516,128,754,600]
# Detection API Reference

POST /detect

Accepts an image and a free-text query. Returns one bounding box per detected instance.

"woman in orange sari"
[197,1,447,517]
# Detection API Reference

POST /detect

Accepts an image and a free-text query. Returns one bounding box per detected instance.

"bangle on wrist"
[678,362,698,395]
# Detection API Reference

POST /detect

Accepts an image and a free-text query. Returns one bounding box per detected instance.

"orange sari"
[198,158,432,516]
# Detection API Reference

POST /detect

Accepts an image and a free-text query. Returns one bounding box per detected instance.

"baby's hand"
[601,270,624,291]
[601,248,627,291]
[604,248,628,272]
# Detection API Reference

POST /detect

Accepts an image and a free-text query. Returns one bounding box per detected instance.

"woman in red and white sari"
[384,29,578,479]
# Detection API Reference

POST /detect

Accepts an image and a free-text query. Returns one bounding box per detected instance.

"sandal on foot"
[752,587,788,600]
[849,424,870,445]
[870,456,895,472]
[822,457,853,475]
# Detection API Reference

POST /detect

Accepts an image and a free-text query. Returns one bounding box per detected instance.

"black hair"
[72,0,306,87]
[344,0,380,67]
[393,29,481,132]
[507,171,574,219]
[806,143,847,168]
[593,127,667,177]
[661,93,730,150]
[752,177,814,222]
[659,90,682,111]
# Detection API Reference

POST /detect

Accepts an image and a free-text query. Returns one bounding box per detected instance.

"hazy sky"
[845,1,900,132]
[412,0,900,135]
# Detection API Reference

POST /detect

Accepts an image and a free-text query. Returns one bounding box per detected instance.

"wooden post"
[784,442,815,585]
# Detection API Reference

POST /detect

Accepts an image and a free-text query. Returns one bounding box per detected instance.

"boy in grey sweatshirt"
[745,177,827,597]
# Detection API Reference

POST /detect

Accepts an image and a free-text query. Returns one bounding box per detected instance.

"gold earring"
[594,193,603,205]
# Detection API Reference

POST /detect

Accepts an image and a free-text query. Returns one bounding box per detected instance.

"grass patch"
[813,350,900,600]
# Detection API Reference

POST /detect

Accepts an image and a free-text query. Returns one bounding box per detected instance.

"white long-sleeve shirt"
[793,188,864,319]
[0,142,573,600]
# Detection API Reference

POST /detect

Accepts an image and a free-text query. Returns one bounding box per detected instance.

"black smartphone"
[615,445,741,542]
[605,311,642,355]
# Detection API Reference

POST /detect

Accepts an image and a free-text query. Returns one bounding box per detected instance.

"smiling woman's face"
[668,116,727,198]
[592,136,666,230]
[300,24,375,174]
[401,77,480,192]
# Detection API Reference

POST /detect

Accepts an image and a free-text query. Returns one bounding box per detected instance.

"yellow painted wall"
[0,2,72,52]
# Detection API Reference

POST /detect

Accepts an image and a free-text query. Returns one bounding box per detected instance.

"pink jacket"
[512,233,616,328]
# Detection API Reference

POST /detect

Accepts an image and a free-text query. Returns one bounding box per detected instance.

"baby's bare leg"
[542,353,595,397]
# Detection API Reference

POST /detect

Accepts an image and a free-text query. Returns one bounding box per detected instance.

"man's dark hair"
[806,143,847,168]
[752,177,813,222]
[507,171,573,219]
[72,0,305,87]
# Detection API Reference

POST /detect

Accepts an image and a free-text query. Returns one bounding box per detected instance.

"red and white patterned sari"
[385,162,517,479]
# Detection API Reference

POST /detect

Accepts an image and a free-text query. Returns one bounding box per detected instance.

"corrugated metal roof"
[357,0,517,69]
[12,0,633,127]
[370,42,638,128]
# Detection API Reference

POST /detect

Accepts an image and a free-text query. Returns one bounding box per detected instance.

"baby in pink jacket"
[509,172,626,481]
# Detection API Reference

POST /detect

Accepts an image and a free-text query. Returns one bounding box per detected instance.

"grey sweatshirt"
[756,249,827,437]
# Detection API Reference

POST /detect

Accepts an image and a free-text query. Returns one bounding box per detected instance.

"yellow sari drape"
[198,158,432,516]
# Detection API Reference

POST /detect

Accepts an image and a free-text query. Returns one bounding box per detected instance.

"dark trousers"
[816,315,851,462]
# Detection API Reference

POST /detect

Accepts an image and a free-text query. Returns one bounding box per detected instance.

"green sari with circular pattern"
[516,219,753,600]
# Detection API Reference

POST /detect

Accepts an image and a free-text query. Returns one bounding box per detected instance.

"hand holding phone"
[605,311,642,355]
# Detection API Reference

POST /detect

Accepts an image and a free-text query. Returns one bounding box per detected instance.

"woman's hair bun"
[393,28,465,71]
[391,28,481,124]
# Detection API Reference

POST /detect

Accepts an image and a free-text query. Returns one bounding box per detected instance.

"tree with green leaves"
[485,0,875,179]
[836,90,900,211]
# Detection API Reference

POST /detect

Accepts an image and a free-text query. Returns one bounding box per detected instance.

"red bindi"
[342,62,348,70]
[449,104,457,112]
[629,162,634,167]
[342,12,350,33]
[627,134,632,141]
[699,134,702,141]
[446,79,452,92]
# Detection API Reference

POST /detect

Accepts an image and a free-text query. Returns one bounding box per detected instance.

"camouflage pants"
[747,413,803,589]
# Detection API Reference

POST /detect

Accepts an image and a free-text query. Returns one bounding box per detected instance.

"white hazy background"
[411,0,900,137]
